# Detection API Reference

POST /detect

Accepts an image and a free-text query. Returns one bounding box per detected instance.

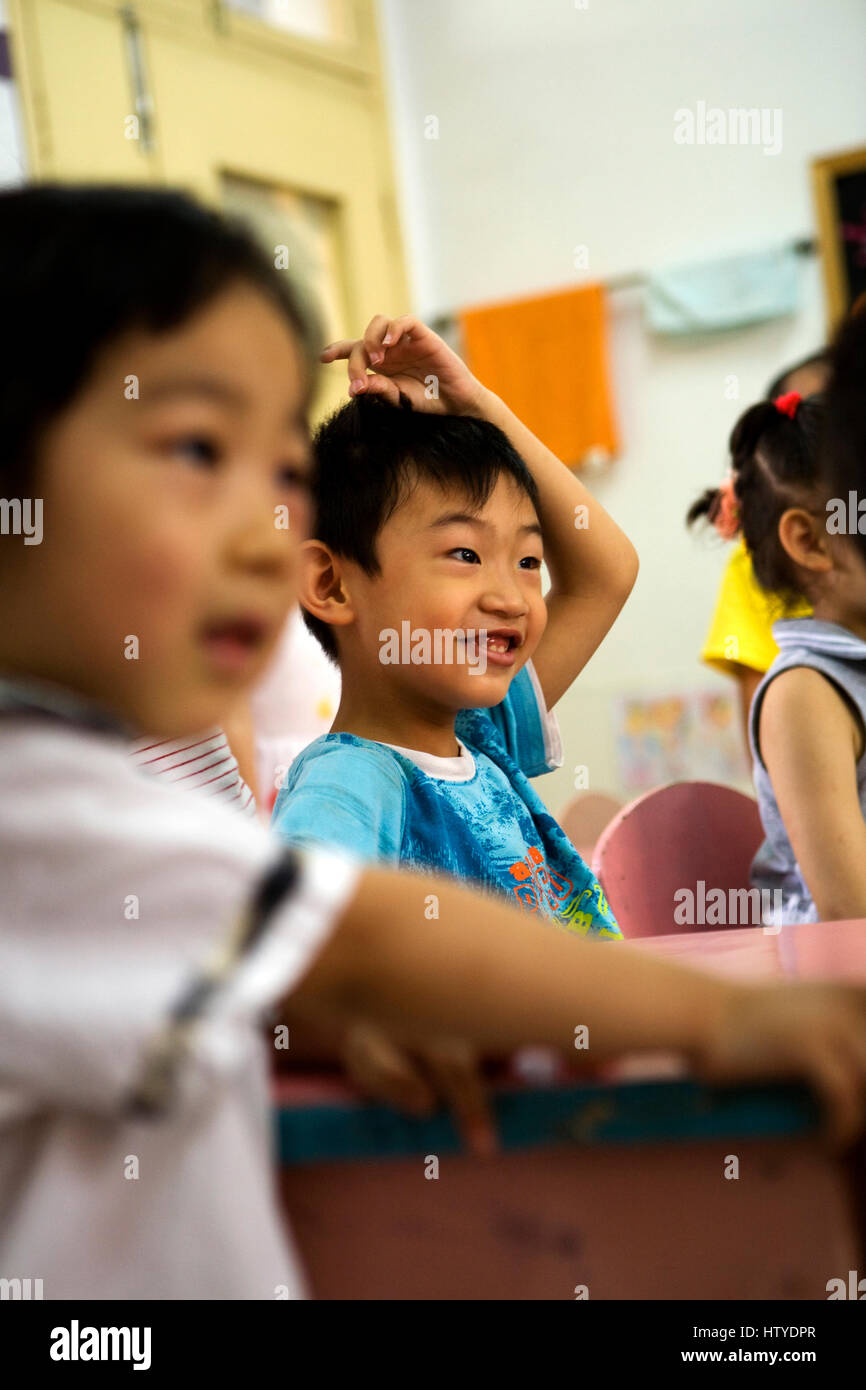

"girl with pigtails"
[688,391,866,926]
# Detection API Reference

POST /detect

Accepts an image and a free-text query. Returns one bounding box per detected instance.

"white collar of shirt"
[382,738,477,783]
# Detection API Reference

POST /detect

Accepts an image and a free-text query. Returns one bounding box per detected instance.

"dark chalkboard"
[812,147,866,328]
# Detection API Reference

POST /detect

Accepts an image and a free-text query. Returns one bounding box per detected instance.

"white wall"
[377,0,866,812]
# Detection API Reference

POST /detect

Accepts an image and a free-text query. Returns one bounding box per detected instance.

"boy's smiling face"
[335,471,548,713]
[0,284,313,736]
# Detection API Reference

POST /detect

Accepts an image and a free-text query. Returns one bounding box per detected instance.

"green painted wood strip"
[276,1077,819,1165]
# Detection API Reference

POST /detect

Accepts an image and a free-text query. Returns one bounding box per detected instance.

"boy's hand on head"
[321,314,488,417]
[695,982,866,1151]
[340,1020,498,1157]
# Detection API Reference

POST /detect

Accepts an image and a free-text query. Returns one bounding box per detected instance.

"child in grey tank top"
[689,389,866,926]
[749,618,866,923]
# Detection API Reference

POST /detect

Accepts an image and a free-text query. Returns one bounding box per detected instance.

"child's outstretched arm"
[289,862,866,1149]
[322,314,639,709]
[760,667,866,921]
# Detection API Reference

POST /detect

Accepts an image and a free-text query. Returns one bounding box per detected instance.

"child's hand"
[320,314,487,416]
[696,982,866,1149]
[340,1020,498,1157]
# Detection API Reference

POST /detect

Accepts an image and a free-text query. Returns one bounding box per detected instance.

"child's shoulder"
[288,731,411,781]
[1,712,137,802]
[761,665,864,746]
[272,732,411,859]
[275,732,411,818]
[753,661,865,778]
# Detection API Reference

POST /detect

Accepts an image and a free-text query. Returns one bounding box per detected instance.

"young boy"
[4,185,866,1301]
[272,315,637,938]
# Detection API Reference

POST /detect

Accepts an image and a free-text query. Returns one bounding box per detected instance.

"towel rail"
[429,235,817,336]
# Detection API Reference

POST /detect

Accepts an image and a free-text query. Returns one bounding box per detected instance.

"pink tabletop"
[274,918,866,1104]
[632,915,866,983]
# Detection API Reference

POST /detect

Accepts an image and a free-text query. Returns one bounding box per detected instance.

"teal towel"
[646,245,799,335]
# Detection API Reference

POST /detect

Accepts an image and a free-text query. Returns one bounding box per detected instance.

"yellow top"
[701,537,812,677]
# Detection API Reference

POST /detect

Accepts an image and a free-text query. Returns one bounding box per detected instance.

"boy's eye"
[520,555,543,570]
[449,547,480,564]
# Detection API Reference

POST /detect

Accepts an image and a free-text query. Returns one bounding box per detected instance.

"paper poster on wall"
[614,689,748,792]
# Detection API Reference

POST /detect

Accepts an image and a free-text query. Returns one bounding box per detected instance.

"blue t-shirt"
[272,662,621,939]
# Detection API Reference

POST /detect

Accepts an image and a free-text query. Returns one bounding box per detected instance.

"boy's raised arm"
[463,385,638,708]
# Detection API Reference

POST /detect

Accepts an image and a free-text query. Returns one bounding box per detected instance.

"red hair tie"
[774,390,801,419]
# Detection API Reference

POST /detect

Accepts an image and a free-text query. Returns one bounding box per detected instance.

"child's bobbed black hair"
[0,181,320,494]
[303,392,541,664]
[686,394,826,604]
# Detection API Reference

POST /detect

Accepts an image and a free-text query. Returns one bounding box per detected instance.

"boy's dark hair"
[823,308,866,565]
[765,349,830,402]
[303,393,541,663]
[0,182,320,493]
[686,394,826,604]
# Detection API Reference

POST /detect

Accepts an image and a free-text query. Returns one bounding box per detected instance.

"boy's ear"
[778,507,833,576]
[299,539,356,629]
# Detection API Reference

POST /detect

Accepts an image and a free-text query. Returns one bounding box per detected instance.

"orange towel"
[459,284,618,469]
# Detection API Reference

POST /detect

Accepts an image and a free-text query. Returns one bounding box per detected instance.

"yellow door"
[7,0,409,419]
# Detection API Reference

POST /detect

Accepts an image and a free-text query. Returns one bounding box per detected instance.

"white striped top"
[130,728,257,817]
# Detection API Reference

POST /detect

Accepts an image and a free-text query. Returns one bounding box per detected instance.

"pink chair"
[591,781,764,938]
[558,790,623,862]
